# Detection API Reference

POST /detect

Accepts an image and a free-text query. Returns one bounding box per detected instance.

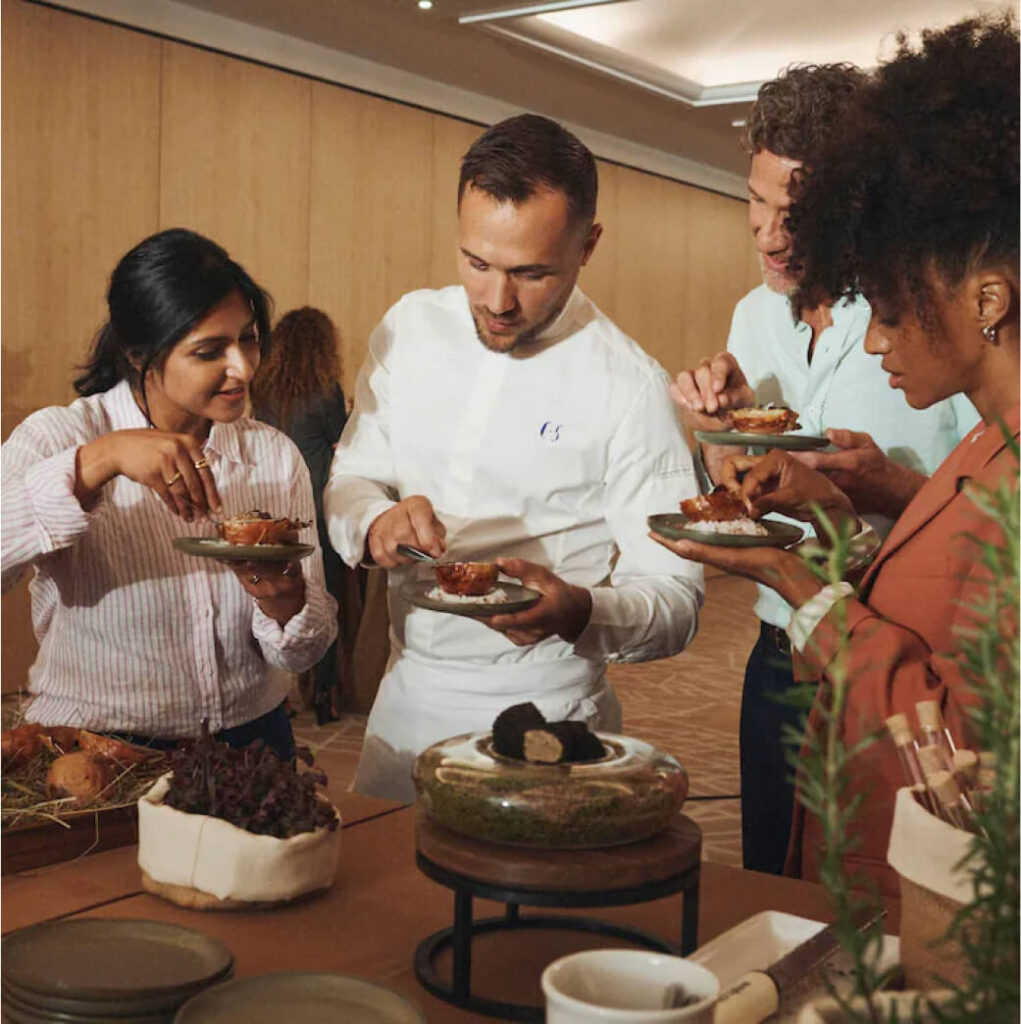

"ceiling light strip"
[482,24,760,107]
[459,0,626,26]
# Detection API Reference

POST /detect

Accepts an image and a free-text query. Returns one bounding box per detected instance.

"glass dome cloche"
[413,731,687,849]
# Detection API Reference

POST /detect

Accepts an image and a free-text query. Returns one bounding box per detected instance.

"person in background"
[654,13,1018,895]
[325,113,704,802]
[670,64,979,875]
[1,229,338,759]
[252,307,349,725]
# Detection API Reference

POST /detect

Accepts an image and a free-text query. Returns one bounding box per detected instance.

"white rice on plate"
[685,518,769,537]
[426,586,510,604]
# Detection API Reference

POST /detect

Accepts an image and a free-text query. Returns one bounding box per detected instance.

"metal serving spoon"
[397,543,438,564]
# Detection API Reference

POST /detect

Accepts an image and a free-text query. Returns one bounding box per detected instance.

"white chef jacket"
[727,287,979,629]
[326,285,703,800]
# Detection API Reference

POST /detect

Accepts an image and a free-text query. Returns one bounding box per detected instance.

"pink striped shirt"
[1,380,338,738]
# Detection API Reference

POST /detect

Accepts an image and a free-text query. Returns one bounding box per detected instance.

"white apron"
[352,647,622,802]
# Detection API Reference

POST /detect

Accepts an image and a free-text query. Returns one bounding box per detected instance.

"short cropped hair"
[458,113,598,226]
[744,63,867,164]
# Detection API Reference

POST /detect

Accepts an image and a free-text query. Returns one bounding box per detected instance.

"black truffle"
[549,720,607,762]
[492,702,547,759]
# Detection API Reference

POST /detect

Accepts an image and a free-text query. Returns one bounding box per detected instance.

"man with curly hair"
[671,65,978,875]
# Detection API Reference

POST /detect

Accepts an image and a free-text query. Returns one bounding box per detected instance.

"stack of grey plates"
[2,919,234,1024]
[173,974,427,1024]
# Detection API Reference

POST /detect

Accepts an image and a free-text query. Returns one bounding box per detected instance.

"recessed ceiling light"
[418,0,433,9]
[730,118,747,128]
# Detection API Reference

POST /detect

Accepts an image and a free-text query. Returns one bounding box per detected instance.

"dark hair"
[744,63,867,163]
[457,113,598,226]
[74,228,272,398]
[789,14,1019,319]
[251,307,342,428]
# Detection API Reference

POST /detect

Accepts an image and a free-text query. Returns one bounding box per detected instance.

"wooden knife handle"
[713,971,780,1024]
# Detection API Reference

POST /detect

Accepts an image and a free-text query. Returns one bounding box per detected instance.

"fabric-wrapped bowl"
[137,774,341,910]
[414,732,687,849]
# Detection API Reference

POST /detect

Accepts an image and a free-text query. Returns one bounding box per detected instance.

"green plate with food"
[694,429,830,451]
[648,512,804,548]
[401,579,540,618]
[173,537,315,562]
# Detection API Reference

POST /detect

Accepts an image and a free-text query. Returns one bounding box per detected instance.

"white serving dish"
[689,911,900,1022]
[138,774,341,908]
[542,949,719,1023]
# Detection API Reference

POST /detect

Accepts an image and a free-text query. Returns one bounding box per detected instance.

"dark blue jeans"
[104,702,296,761]
[739,624,804,875]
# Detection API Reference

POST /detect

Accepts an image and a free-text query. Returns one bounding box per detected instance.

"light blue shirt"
[727,285,979,629]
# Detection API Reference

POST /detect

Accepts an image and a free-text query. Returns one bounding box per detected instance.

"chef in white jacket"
[325,114,704,801]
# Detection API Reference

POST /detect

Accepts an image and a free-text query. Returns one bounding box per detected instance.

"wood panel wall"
[1,0,761,691]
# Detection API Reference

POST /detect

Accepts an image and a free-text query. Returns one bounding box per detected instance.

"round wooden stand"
[413,812,702,1022]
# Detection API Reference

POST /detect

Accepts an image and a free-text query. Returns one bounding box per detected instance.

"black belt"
[760,621,793,658]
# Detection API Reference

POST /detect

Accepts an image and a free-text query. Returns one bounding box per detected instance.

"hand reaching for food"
[483,558,592,647]
[74,428,221,521]
[366,495,446,568]
[670,351,756,419]
[722,450,860,539]
[669,353,757,485]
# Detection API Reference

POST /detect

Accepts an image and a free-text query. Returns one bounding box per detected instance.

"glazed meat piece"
[218,510,310,546]
[434,561,499,597]
[680,486,747,522]
[728,406,801,434]
[45,752,116,806]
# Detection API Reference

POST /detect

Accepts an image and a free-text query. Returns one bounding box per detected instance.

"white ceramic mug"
[541,949,720,1024]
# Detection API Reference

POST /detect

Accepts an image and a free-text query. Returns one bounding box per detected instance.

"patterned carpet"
[295,571,758,867]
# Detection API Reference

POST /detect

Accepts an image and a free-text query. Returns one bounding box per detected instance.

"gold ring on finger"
[166,471,182,487]
[193,458,210,470]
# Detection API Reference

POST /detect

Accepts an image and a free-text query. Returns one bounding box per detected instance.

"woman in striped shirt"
[1,229,337,758]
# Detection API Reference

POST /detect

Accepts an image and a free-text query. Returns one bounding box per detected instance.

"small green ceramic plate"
[174,972,427,1024]
[695,429,830,451]
[401,580,540,618]
[173,537,315,562]
[648,513,804,548]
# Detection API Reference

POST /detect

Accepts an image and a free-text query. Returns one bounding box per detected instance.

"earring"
[982,323,999,345]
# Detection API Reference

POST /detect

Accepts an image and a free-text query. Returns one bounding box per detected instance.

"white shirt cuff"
[787,581,855,654]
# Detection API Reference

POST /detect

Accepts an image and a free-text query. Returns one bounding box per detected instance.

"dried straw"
[2,748,169,831]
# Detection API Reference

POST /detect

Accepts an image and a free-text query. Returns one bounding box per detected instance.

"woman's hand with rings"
[74,429,221,521]
[229,560,306,626]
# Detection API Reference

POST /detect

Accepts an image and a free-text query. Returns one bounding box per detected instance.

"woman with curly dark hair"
[252,308,349,723]
[653,14,1019,895]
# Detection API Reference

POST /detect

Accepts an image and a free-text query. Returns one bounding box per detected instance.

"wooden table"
[1,804,890,1023]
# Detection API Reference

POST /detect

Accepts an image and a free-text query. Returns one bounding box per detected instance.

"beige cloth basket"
[137,774,341,910]
[887,786,975,989]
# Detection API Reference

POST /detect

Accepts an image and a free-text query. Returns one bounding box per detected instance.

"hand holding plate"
[484,558,593,647]
[648,531,823,609]
[227,559,306,626]
[789,428,927,519]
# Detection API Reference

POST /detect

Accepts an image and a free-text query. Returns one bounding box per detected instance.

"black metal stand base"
[413,852,700,1021]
